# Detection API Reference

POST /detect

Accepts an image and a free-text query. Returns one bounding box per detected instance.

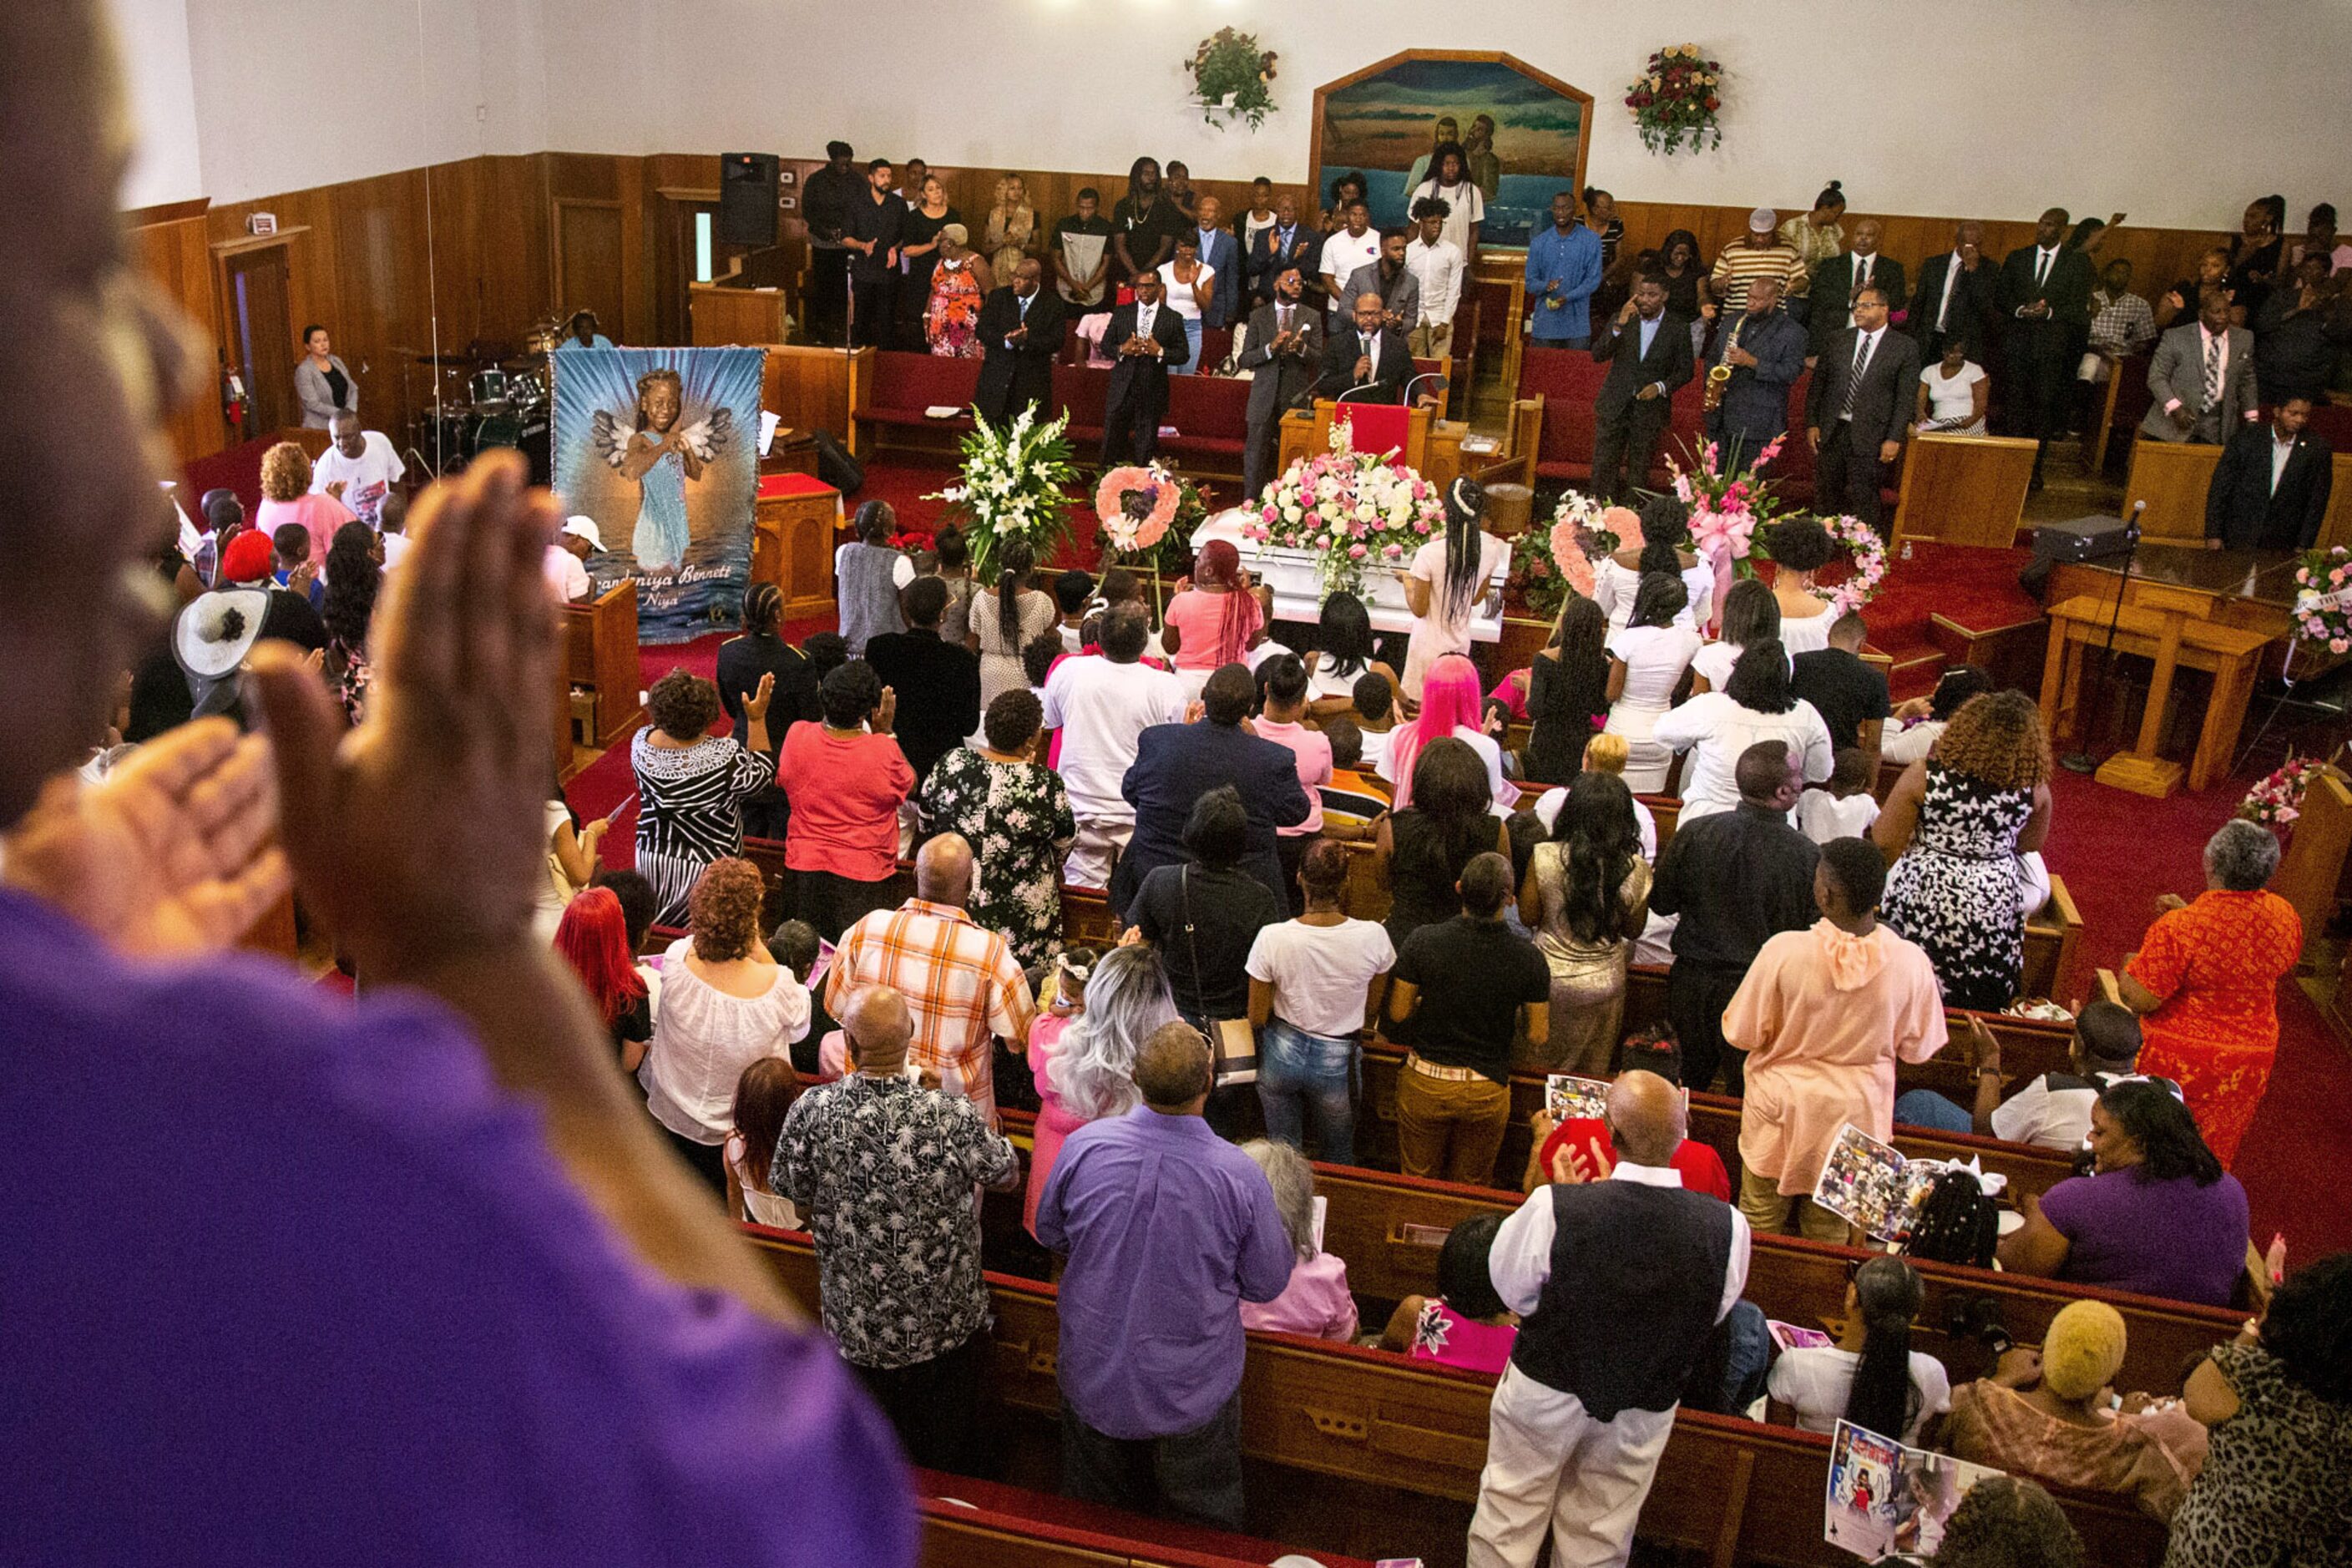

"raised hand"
[0,719,287,957]
[743,670,775,721]
[249,451,559,983]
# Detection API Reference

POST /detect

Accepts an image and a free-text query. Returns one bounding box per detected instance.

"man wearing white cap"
[1709,209,1804,321]
[545,516,601,602]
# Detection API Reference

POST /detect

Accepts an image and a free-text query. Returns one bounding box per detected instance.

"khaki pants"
[1737,1165,1854,1245]
[1467,1363,1674,1568]
[1409,321,1454,360]
[1396,1065,1510,1186]
[1064,817,1131,891]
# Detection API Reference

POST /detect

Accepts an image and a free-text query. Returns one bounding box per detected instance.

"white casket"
[1190,508,1507,640]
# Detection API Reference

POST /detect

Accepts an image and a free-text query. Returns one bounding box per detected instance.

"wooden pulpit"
[2038,589,2272,797]
[565,579,642,749]
[1889,432,2038,548]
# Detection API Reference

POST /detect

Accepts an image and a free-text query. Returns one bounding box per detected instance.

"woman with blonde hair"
[983,175,1035,280]
[254,440,354,566]
[1877,690,2054,1011]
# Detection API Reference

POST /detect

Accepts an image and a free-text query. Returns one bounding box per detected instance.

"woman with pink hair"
[1163,539,1264,697]
[1377,653,1515,812]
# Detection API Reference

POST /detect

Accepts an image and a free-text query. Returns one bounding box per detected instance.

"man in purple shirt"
[1036,1021,1294,1528]
[0,12,913,1561]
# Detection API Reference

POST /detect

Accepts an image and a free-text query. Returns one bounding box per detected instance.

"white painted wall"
[105,0,206,209]
[121,0,2352,229]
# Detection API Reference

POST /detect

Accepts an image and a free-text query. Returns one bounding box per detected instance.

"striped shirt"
[631,731,778,926]
[826,898,1036,1121]
[1710,241,1806,317]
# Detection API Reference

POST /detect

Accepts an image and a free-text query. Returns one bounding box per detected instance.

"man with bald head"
[780,982,1019,1472]
[826,831,1034,1121]
[1039,1020,1293,1526]
[1650,740,1822,1095]
[1317,287,1411,403]
[1997,206,2095,488]
[1470,1070,1753,1568]
[974,254,1069,428]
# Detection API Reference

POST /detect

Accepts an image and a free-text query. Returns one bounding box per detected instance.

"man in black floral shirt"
[778,984,1020,1472]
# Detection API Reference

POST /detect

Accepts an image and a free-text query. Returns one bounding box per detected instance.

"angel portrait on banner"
[592,367,732,571]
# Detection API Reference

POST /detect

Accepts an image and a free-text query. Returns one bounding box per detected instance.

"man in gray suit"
[1344,229,1421,338]
[1238,265,1326,501]
[2140,288,2259,445]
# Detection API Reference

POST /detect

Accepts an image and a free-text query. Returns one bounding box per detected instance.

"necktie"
[1839,332,1872,422]
[2035,249,2051,289]
[1858,256,1871,289]
[2203,333,2223,414]
[1278,305,1292,334]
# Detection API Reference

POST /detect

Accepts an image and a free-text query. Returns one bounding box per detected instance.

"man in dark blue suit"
[1248,194,1321,308]
[1110,664,1311,919]
[1187,194,1243,331]
[1705,273,1808,463]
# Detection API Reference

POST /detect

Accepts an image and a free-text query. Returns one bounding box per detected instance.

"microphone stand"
[2060,499,2147,773]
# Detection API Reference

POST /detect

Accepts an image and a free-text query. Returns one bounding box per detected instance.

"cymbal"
[500,352,552,371]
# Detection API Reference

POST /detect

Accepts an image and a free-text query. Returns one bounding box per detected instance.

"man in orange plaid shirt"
[827,834,1036,1123]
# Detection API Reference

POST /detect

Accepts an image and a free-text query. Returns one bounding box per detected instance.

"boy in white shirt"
[1796,746,1881,845]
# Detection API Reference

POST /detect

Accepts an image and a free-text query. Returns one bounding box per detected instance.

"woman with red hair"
[553,887,651,1071]
[1163,539,1262,697]
[1376,652,1514,812]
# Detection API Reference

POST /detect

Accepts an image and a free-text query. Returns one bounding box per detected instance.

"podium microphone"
[2061,499,2147,774]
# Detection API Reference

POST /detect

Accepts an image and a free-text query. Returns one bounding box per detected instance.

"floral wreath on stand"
[1511,490,1648,620]
[1186,28,1279,129]
[1796,513,1890,616]
[1095,463,1198,610]
[2290,546,2352,654]
[1626,43,1724,155]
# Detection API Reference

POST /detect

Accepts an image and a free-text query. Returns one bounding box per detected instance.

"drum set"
[404,316,562,484]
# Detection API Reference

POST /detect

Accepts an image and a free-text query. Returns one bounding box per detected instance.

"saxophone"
[1705,312,1743,412]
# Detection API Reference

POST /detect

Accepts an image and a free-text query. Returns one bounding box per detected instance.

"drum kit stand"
[401,315,563,484]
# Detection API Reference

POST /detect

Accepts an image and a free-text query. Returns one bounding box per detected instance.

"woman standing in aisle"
[1401,478,1509,701]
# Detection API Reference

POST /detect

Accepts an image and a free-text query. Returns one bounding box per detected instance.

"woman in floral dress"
[1876,691,2053,1012]
[924,225,992,359]
[921,688,1075,966]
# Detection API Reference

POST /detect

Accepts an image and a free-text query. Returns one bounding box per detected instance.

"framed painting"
[1311,51,1592,250]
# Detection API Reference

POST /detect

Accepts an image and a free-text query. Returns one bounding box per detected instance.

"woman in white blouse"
[1689,578,1783,695]
[1880,663,1994,765]
[638,858,811,1195]
[1651,639,1834,822]
[1764,516,1841,655]
[1157,232,1216,376]
[1602,574,1704,793]
[1916,336,1990,434]
[1592,516,1714,635]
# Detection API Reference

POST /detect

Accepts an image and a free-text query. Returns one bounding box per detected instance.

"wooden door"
[554,200,625,345]
[225,246,296,432]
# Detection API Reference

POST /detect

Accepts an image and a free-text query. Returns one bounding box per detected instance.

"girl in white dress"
[1766,515,1840,655]
[1689,578,1785,694]
[1402,478,1509,700]
[1602,574,1704,792]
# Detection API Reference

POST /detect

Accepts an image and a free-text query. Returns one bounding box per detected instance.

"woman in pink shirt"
[1378,1212,1517,1374]
[253,440,354,566]
[1237,1140,1358,1341]
[1163,539,1262,694]
[1726,836,1949,1242]
[772,660,914,940]
[1024,944,1180,1238]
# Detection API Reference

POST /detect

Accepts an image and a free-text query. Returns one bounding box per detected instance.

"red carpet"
[561,456,2349,1262]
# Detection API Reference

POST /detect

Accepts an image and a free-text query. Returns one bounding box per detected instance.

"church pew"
[1349,1043,2080,1207]
[912,1471,1380,1568]
[746,1229,2170,1568]
[1301,1162,2240,1399]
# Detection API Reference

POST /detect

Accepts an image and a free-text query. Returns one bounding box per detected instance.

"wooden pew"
[564,579,641,749]
[913,1473,1381,1568]
[1349,1042,2080,1207]
[1303,1162,2239,1399]
[747,1229,2169,1568]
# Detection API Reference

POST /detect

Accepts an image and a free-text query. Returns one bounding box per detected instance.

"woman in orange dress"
[2118,819,2301,1168]
[923,225,992,359]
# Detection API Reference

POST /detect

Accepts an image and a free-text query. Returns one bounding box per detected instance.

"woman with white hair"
[1235,1141,1358,1341]
[2117,818,2302,1168]
[1022,944,1181,1238]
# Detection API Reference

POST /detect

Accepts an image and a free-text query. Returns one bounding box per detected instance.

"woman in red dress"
[2118,820,2301,1167]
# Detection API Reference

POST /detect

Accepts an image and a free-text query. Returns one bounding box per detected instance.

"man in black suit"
[2206,396,2335,551]
[862,576,982,790]
[1995,207,2095,487]
[1238,265,1326,499]
[1808,219,1907,362]
[1100,269,1190,464]
[1317,291,1411,403]
[1590,274,1696,500]
[1248,194,1320,307]
[1804,285,1920,529]
[974,258,1068,429]
[1109,664,1311,920]
[1909,220,1995,366]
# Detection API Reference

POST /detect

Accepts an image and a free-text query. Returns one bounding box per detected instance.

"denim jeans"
[1894,1088,1976,1133]
[1256,1018,1358,1166]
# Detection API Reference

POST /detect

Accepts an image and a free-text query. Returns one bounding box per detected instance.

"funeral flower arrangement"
[1511,490,1643,619]
[2291,546,2352,653]
[1670,433,1782,573]
[925,407,1079,580]
[1793,513,1890,616]
[1186,28,1279,130]
[1095,462,1201,577]
[2242,753,2328,832]
[1626,43,1723,156]
[1244,417,1445,599]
